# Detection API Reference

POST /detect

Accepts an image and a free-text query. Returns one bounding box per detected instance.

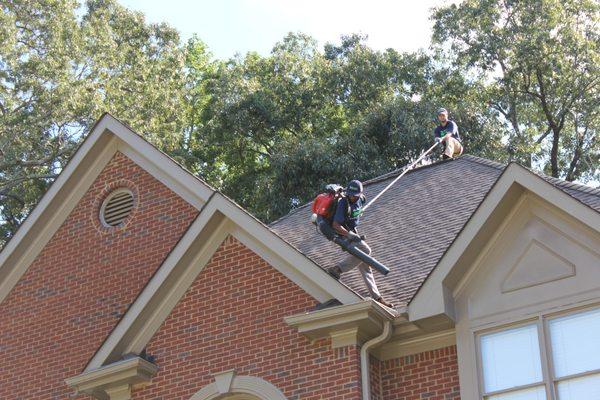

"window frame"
[475,303,600,400]
[544,307,600,397]
[475,318,551,399]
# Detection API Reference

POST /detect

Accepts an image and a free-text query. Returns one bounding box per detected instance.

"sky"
[118,0,454,59]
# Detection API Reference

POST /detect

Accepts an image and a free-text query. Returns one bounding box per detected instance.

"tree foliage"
[432,0,599,180]
[186,33,507,221]
[0,0,598,247]
[0,0,187,243]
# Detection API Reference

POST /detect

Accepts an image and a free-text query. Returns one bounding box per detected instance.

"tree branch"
[535,127,553,144]
[0,148,68,171]
[0,192,25,207]
[0,174,58,195]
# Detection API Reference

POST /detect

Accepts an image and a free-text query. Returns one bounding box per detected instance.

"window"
[480,324,545,399]
[548,307,600,399]
[477,306,600,399]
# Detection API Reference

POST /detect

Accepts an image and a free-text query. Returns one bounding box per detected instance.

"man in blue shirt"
[434,108,463,159]
[328,180,393,308]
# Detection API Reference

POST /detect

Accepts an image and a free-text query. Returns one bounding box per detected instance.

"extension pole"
[332,236,390,275]
[362,141,440,212]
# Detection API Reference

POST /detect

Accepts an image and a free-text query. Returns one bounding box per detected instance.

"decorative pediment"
[409,164,600,324]
[501,239,575,293]
[464,196,600,322]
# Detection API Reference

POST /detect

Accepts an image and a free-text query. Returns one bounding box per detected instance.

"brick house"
[1,113,599,400]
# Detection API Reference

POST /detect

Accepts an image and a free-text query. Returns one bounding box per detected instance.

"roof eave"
[85,191,362,371]
[0,113,215,304]
[408,163,600,325]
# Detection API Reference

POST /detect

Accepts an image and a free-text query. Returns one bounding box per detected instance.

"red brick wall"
[380,346,460,400]
[370,354,383,400]
[132,235,362,400]
[0,152,198,399]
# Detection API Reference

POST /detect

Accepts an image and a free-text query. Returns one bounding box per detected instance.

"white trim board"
[374,329,456,360]
[190,373,289,400]
[86,192,361,371]
[0,113,360,372]
[0,114,215,304]
[409,163,600,323]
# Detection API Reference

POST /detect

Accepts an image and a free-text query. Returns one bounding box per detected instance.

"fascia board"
[104,114,213,208]
[409,164,600,323]
[0,113,215,304]
[0,120,118,303]
[86,193,362,371]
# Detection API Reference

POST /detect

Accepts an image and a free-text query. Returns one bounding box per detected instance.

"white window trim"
[543,307,600,396]
[190,371,288,400]
[474,303,600,400]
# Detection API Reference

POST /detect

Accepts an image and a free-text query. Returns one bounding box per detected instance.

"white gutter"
[285,299,400,399]
[360,319,393,400]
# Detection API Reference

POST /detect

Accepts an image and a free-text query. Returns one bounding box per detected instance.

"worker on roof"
[326,180,393,308]
[434,108,463,159]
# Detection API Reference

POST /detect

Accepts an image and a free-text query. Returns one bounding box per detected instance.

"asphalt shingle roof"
[270,155,600,306]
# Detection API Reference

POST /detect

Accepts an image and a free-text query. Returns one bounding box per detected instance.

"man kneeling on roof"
[317,180,393,308]
[434,108,463,159]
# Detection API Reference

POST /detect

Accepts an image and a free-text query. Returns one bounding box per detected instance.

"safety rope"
[362,141,440,212]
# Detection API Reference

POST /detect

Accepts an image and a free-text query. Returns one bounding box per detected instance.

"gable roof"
[3,111,598,368]
[0,113,359,309]
[85,190,361,371]
[0,113,214,303]
[270,155,600,307]
[409,162,600,322]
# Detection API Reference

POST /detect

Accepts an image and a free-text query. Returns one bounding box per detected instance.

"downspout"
[361,319,393,400]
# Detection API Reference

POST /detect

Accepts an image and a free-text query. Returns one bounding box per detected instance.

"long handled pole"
[332,236,390,275]
[362,141,440,212]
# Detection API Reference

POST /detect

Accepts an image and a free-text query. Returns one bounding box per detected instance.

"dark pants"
[317,215,336,240]
[316,216,381,298]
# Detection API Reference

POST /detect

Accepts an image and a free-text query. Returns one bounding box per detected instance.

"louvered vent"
[101,189,134,227]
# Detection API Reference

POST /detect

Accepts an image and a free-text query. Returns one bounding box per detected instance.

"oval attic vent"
[101,189,135,227]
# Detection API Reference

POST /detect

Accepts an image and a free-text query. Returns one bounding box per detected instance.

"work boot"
[327,265,342,280]
[375,296,394,309]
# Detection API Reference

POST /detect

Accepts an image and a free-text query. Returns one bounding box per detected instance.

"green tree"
[4,0,596,247]
[186,33,338,220]
[432,0,599,180]
[0,0,188,246]
[187,33,504,221]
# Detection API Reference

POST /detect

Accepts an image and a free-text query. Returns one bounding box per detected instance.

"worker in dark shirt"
[328,180,393,308]
[434,108,463,159]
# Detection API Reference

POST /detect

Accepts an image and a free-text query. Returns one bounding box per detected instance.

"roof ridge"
[461,154,599,197]
[460,154,505,170]
[364,154,508,186]
[530,170,600,197]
